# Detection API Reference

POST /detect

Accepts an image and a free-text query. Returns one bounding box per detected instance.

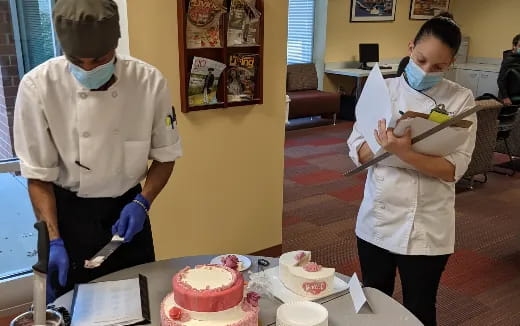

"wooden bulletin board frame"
[177,0,264,113]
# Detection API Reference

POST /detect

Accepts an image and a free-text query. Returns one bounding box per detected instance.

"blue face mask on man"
[404,58,445,91]
[69,58,115,90]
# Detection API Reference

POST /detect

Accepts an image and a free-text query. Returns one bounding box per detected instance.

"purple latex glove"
[46,238,69,304]
[112,193,150,243]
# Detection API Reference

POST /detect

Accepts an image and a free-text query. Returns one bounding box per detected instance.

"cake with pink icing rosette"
[221,255,240,270]
[160,263,260,326]
[279,251,335,298]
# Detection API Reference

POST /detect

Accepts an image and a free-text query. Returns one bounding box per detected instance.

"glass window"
[0,0,58,280]
[287,0,315,64]
[12,0,60,74]
[0,175,37,279]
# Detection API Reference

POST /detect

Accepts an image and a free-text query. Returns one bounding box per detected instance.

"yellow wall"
[451,0,520,59]
[326,0,425,63]
[324,0,425,92]
[127,0,287,260]
[326,0,520,62]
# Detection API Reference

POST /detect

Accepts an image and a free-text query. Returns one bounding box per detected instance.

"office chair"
[494,67,520,175]
[397,56,410,77]
[506,68,520,104]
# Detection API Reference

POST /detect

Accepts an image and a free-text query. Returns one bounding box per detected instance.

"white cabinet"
[446,68,457,82]
[456,69,480,95]
[476,71,499,97]
[453,69,499,98]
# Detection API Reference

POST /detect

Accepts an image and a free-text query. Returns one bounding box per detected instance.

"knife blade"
[84,235,124,269]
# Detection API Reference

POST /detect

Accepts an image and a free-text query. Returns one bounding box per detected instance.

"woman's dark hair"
[413,12,462,56]
[513,34,520,46]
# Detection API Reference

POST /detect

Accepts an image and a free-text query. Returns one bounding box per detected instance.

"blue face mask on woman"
[404,58,445,91]
[69,58,115,90]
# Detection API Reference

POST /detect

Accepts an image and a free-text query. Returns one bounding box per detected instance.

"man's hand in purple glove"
[46,238,69,304]
[112,193,150,243]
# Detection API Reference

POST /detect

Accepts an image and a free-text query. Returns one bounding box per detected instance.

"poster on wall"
[409,0,450,20]
[350,0,397,22]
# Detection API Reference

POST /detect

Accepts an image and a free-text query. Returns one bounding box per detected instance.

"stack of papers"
[354,64,472,171]
[71,277,149,326]
[380,117,470,169]
[355,64,393,154]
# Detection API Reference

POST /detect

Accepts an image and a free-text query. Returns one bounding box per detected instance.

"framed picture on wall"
[350,0,397,22]
[409,0,450,20]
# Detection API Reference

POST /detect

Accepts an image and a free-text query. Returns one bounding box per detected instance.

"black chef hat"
[53,0,121,58]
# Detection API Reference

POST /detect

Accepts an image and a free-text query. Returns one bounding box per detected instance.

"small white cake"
[279,251,335,298]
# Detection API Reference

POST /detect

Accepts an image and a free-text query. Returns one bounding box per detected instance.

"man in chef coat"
[13,0,182,303]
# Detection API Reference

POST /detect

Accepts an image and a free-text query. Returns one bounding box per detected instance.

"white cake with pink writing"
[279,251,335,298]
[160,256,260,326]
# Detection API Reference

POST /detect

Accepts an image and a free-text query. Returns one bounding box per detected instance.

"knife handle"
[33,221,50,274]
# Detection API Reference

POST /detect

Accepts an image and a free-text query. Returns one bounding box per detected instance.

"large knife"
[84,235,124,269]
[33,221,49,325]
[344,104,484,177]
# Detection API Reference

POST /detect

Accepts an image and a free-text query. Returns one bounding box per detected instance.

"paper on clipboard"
[355,64,394,154]
[71,276,150,326]
[379,117,471,169]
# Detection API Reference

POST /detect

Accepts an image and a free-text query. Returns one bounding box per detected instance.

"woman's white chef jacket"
[14,55,182,198]
[348,76,477,255]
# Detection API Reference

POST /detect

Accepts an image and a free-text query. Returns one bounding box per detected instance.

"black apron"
[52,184,155,298]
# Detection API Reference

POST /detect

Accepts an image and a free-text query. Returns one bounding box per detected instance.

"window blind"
[16,0,56,72]
[287,0,315,64]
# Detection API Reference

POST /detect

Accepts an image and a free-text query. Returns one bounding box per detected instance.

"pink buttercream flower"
[222,255,239,270]
[169,307,191,322]
[295,251,309,266]
[295,251,305,261]
[246,291,261,307]
[303,262,322,272]
[169,307,182,320]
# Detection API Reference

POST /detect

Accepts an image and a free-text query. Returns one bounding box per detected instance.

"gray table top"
[54,255,422,326]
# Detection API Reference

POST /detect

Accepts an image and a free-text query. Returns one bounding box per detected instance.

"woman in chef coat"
[14,0,182,303]
[347,13,476,326]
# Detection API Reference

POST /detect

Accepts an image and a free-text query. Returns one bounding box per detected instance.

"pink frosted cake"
[279,251,335,298]
[160,263,260,326]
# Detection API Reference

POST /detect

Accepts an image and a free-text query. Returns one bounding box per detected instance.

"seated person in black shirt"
[498,34,520,106]
[397,56,410,77]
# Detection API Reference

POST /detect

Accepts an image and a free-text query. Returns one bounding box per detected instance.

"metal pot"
[9,309,64,326]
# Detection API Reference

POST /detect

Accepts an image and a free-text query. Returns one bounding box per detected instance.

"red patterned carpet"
[283,120,520,326]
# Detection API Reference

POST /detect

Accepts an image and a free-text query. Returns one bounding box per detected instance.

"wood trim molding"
[250,244,282,257]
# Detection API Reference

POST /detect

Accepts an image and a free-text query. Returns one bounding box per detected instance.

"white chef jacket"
[14,54,182,198]
[348,76,477,255]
